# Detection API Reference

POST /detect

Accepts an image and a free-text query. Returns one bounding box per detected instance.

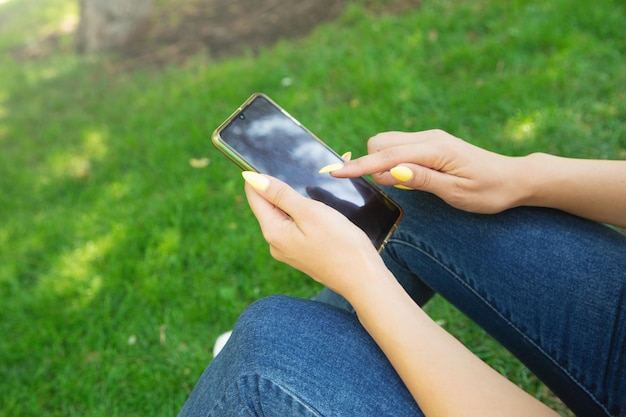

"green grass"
[1,0,624,415]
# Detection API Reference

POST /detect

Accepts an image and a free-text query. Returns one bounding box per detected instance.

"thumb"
[242,171,310,224]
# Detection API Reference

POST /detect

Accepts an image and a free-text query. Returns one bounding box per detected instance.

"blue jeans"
[179,189,626,417]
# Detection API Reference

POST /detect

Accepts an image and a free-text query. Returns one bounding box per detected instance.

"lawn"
[0,0,624,415]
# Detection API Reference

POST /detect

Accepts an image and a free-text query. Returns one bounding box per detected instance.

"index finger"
[329,143,442,180]
[329,130,451,179]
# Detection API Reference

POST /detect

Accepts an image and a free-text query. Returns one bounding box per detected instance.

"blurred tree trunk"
[77,0,153,53]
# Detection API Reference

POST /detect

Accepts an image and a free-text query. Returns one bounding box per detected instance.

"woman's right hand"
[329,130,530,214]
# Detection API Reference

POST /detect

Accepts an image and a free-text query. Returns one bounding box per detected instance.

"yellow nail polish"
[390,166,413,182]
[394,185,414,190]
[340,151,352,161]
[318,163,344,174]
[242,171,270,191]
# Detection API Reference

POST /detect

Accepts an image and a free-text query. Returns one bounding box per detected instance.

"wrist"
[517,152,582,210]
[513,152,552,208]
[340,255,398,309]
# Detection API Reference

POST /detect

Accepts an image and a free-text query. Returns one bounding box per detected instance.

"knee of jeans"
[237,294,294,325]
[232,295,298,347]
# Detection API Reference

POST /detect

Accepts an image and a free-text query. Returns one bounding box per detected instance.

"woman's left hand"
[242,172,387,298]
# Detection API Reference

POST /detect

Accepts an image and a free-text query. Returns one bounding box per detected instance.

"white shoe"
[213,330,233,358]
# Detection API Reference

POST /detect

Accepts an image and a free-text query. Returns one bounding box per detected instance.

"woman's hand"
[242,172,390,298]
[328,130,529,214]
[328,129,626,227]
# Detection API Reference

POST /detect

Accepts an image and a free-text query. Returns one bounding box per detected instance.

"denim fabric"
[380,188,626,417]
[178,296,423,417]
[180,189,626,417]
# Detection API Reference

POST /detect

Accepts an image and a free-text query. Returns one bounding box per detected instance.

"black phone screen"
[215,94,402,250]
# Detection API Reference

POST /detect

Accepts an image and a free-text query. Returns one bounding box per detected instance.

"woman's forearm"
[520,153,626,228]
[347,271,559,417]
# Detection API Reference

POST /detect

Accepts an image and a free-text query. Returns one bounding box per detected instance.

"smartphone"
[212,93,402,251]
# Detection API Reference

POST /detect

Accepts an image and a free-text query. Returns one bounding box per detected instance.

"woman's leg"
[382,188,626,417]
[178,295,423,417]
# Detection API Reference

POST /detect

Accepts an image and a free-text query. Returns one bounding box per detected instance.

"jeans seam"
[235,373,325,417]
[387,237,613,417]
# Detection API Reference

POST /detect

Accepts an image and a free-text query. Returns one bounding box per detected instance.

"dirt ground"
[11,0,421,68]
[112,0,422,67]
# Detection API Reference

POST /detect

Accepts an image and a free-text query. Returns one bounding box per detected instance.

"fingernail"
[340,151,352,161]
[318,163,344,174]
[242,171,270,191]
[390,166,413,182]
[394,185,414,190]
